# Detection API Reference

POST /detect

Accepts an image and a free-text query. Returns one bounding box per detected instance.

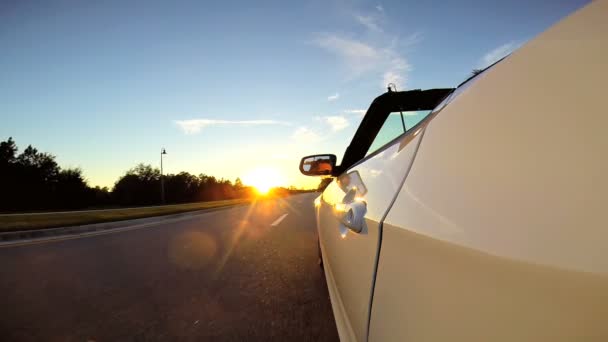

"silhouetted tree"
[112,164,161,205]
[0,138,18,210]
[165,172,199,203]
[15,145,61,209]
[55,168,90,209]
[112,167,254,205]
[90,186,112,207]
[0,137,17,164]
[0,138,92,210]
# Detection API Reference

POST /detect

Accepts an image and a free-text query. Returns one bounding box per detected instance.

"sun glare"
[242,167,285,195]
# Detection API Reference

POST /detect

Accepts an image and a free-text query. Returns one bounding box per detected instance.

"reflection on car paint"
[337,171,368,201]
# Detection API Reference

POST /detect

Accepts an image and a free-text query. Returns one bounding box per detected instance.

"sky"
[0,0,589,189]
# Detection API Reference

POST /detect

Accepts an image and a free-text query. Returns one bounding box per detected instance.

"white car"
[300,2,608,341]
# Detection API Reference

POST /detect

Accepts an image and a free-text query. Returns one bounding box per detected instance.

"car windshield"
[367,110,431,156]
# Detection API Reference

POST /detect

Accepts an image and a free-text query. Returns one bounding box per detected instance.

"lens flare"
[168,231,217,270]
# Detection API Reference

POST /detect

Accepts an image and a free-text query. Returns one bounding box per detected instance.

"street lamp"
[161,148,167,204]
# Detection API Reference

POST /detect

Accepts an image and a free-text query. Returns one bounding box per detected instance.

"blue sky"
[0,0,589,188]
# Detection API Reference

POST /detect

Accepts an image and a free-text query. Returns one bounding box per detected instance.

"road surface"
[0,193,339,341]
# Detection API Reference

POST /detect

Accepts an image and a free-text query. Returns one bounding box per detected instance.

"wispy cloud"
[291,127,322,142]
[344,109,366,116]
[354,14,382,32]
[479,41,520,68]
[376,4,384,12]
[312,9,419,90]
[317,115,349,131]
[314,34,412,89]
[327,93,340,101]
[383,56,411,90]
[314,34,381,76]
[175,119,286,134]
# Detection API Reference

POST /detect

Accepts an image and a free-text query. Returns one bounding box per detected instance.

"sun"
[242,167,284,195]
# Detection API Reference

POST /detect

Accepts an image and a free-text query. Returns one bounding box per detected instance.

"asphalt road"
[0,193,339,342]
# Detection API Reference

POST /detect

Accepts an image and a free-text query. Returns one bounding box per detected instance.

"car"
[299,2,608,341]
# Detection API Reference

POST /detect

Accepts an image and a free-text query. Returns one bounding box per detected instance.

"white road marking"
[271,213,288,226]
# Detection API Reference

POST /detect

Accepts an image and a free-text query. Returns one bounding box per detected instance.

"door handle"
[336,200,367,233]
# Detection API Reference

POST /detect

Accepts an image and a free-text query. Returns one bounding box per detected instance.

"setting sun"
[242,167,285,195]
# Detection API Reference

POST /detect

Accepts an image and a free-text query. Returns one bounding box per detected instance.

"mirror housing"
[299,154,337,176]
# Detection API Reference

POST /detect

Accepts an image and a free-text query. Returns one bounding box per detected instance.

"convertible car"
[300,2,607,341]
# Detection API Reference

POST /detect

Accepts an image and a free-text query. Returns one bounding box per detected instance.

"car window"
[366,110,431,156]
[402,110,432,130]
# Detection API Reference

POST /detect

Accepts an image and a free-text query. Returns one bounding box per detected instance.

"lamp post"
[161,148,167,204]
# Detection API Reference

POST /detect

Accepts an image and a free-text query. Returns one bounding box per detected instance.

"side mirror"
[299,154,337,176]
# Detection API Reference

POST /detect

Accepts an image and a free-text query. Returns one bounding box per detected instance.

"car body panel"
[370,224,608,341]
[370,1,608,340]
[318,129,425,342]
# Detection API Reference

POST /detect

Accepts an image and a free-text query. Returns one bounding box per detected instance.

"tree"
[55,168,90,209]
[128,164,161,182]
[0,137,18,210]
[17,145,60,183]
[234,177,243,190]
[0,137,17,165]
[13,145,60,209]
[90,186,111,207]
[0,138,96,210]
[165,172,199,203]
[112,164,161,205]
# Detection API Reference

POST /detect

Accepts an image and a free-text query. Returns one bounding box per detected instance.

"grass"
[0,198,251,233]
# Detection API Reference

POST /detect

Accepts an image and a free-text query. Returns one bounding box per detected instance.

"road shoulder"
[0,205,245,247]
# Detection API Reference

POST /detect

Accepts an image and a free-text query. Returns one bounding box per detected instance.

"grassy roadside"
[0,198,251,233]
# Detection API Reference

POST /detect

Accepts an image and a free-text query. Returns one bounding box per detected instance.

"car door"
[317,100,444,342]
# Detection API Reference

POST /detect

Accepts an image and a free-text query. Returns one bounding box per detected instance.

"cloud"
[383,57,411,90]
[400,31,424,48]
[344,109,366,116]
[292,127,321,142]
[313,11,419,90]
[376,4,384,12]
[354,14,382,32]
[383,70,402,89]
[479,41,519,68]
[318,115,349,131]
[327,93,340,101]
[175,119,286,134]
[314,34,381,76]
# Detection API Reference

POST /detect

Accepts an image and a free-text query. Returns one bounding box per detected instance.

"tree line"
[112,163,252,206]
[0,137,309,212]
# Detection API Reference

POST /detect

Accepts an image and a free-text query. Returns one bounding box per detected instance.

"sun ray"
[274,196,299,214]
[213,197,259,276]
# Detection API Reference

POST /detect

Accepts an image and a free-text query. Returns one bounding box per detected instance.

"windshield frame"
[337,56,508,175]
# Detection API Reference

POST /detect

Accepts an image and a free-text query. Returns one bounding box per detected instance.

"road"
[0,193,339,341]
